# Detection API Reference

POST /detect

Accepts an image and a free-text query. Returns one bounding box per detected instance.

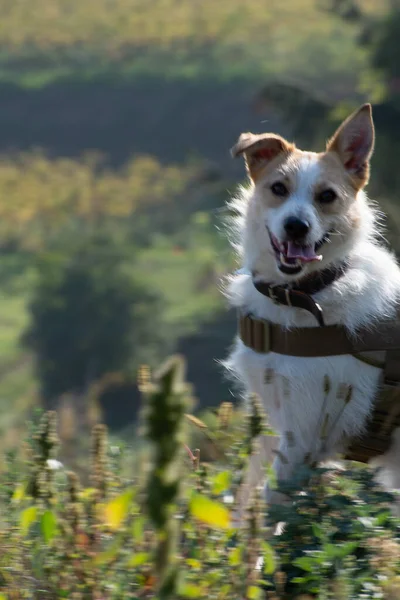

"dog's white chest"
[231,342,381,455]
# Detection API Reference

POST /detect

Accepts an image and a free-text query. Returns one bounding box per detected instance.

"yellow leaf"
[103,488,134,530]
[179,583,205,598]
[80,487,97,500]
[186,558,201,569]
[189,493,230,529]
[12,483,26,504]
[247,586,262,600]
[20,506,38,535]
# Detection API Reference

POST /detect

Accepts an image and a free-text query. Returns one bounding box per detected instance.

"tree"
[24,233,167,405]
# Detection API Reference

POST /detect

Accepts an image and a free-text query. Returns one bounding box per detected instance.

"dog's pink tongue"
[286,241,320,263]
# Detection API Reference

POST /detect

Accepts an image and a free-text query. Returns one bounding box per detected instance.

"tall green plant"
[143,355,192,598]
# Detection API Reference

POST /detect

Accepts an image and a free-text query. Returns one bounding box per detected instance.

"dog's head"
[232,104,375,278]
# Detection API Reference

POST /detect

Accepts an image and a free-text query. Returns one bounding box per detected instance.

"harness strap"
[239,313,400,359]
[238,313,400,463]
[344,387,400,462]
[384,349,400,386]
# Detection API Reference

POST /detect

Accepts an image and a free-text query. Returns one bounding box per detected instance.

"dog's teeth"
[316,255,323,262]
[281,255,290,267]
[279,252,304,271]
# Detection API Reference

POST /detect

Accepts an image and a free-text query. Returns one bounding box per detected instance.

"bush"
[24,233,167,405]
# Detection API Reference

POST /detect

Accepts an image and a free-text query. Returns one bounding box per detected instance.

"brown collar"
[252,262,349,326]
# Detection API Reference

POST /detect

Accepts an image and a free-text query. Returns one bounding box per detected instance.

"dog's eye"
[318,189,337,204]
[270,182,288,197]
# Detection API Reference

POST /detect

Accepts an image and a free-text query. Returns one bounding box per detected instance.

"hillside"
[0,0,383,88]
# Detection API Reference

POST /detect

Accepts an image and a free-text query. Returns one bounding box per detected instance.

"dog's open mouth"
[269,231,328,275]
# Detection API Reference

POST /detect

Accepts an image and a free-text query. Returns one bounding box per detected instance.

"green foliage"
[1,358,399,599]
[0,150,229,439]
[0,152,201,251]
[265,464,400,598]
[24,233,168,403]
[0,0,380,88]
[371,4,400,82]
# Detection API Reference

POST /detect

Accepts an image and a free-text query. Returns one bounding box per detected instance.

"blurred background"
[0,0,399,470]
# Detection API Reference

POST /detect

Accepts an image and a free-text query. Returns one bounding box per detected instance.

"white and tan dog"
[225,104,400,507]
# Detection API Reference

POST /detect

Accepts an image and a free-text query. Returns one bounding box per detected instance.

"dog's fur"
[224,104,400,506]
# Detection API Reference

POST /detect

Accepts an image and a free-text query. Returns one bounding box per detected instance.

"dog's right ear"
[231,133,292,182]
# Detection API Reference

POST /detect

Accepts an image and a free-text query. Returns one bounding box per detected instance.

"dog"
[224,104,400,508]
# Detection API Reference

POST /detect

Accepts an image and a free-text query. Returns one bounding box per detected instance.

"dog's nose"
[284,216,310,240]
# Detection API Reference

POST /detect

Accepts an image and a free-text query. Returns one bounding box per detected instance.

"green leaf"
[265,462,277,491]
[179,583,205,598]
[229,545,242,566]
[312,522,324,539]
[20,506,38,536]
[132,515,145,541]
[94,537,123,566]
[246,586,262,599]
[126,552,151,568]
[189,493,231,529]
[41,510,57,543]
[294,556,315,572]
[327,541,359,560]
[103,488,135,530]
[211,471,231,495]
[261,542,276,575]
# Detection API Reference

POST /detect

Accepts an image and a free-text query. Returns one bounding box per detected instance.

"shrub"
[24,233,167,405]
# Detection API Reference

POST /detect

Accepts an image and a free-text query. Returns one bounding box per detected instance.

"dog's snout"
[284,216,310,240]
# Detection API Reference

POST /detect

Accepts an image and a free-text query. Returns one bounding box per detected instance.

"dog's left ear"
[326,103,375,188]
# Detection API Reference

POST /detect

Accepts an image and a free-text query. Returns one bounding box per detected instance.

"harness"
[238,264,400,463]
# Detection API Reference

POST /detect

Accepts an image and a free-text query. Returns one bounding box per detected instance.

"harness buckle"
[267,284,281,305]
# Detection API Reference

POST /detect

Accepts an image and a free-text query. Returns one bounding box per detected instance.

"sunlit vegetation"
[0,152,202,249]
[0,0,384,89]
[1,358,399,599]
